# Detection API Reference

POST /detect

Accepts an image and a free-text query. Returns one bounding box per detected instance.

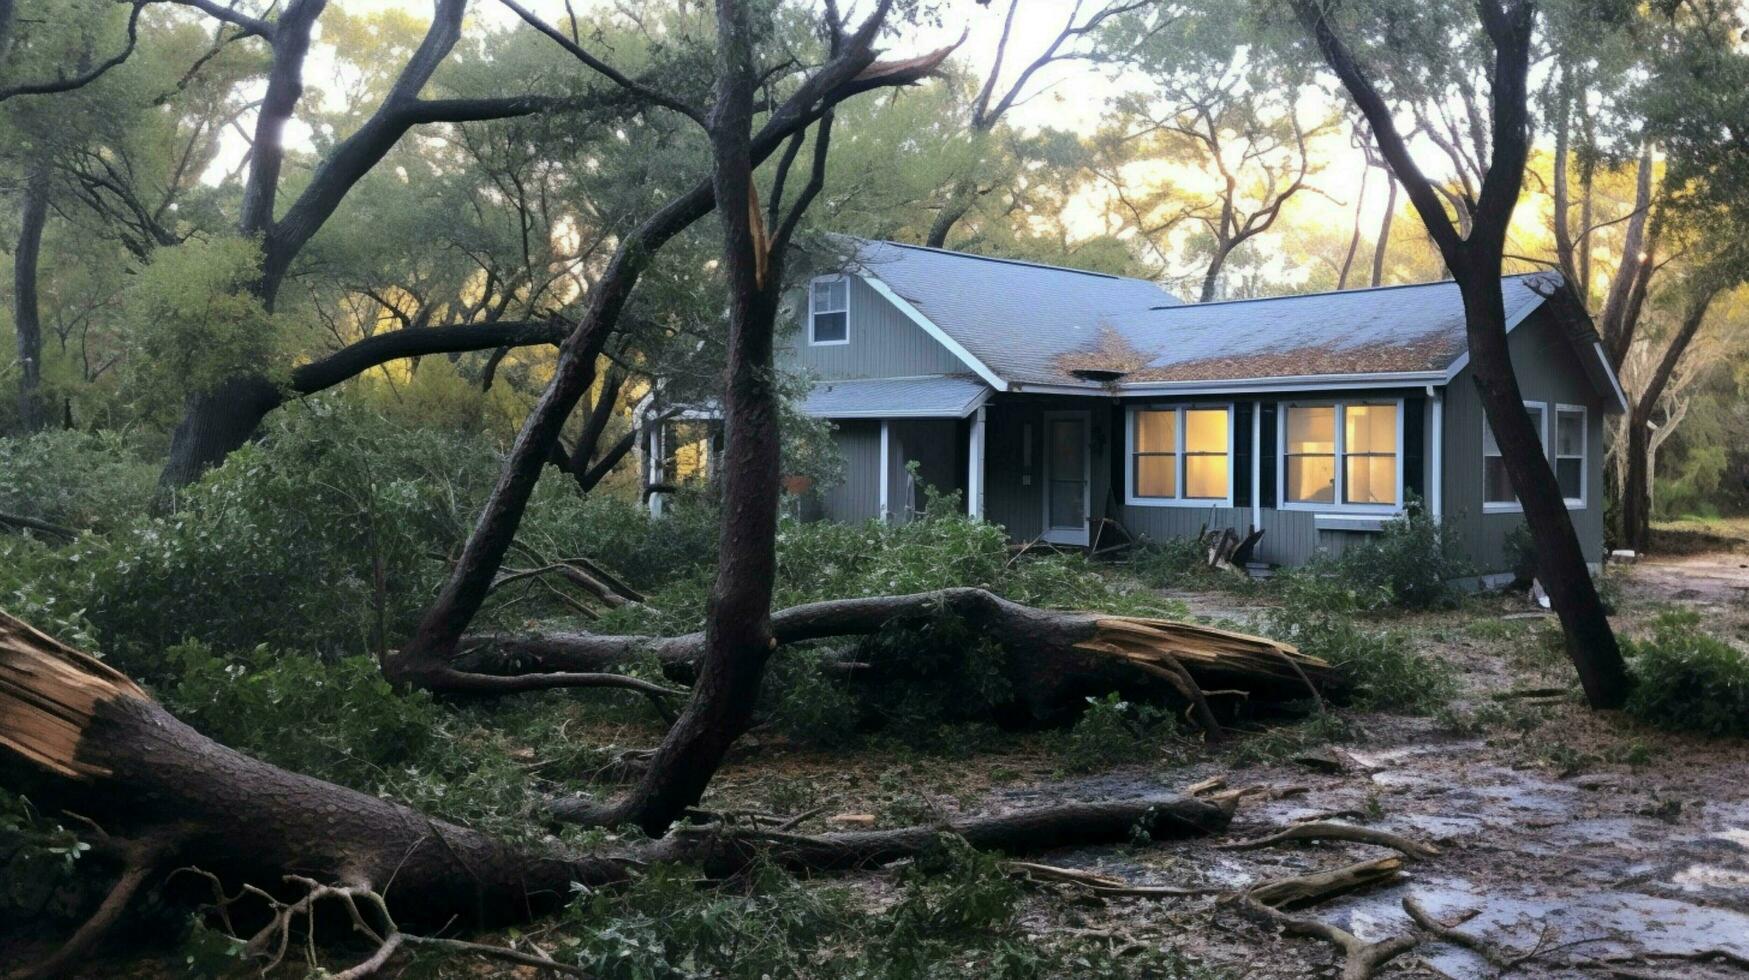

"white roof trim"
[859,275,1009,391]
[1591,340,1631,415]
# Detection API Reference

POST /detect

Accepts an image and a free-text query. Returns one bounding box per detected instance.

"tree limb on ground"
[0,608,1230,973]
[450,587,1338,725]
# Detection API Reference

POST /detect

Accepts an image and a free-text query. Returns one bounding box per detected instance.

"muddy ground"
[702,551,1749,978]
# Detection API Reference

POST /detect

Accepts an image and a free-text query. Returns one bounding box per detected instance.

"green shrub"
[1276,500,1469,613]
[1050,692,1179,772]
[1266,602,1455,713]
[1626,611,1749,737]
[0,429,158,532]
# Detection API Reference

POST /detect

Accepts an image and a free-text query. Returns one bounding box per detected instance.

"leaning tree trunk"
[12,164,50,434]
[0,608,1228,970]
[1459,273,1630,708]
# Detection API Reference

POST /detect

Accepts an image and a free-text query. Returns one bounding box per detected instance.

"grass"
[1648,515,1749,555]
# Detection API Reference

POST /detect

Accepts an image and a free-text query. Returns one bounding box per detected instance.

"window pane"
[1557,410,1584,457]
[1345,404,1396,454]
[1482,421,1500,456]
[1484,456,1515,504]
[1136,455,1176,497]
[1287,406,1335,455]
[1557,458,1583,500]
[1185,409,1228,454]
[1344,455,1397,505]
[812,311,847,342]
[1527,405,1545,446]
[1287,455,1335,503]
[1185,454,1228,498]
[813,277,847,312]
[1136,410,1176,453]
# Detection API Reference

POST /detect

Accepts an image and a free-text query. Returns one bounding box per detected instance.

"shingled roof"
[837,239,1624,410]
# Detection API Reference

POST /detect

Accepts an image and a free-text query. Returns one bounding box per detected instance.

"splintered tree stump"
[454,587,1339,721]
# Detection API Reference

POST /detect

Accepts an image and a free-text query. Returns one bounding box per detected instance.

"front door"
[1041,411,1090,545]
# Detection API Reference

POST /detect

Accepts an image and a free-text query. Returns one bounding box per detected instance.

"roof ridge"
[1148,270,1559,311]
[850,236,1140,283]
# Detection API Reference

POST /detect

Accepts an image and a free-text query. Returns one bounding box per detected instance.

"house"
[772,238,1628,580]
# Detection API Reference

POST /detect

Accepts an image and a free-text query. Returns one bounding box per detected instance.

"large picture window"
[809,276,849,345]
[1281,401,1401,510]
[1127,406,1231,505]
[1483,401,1546,510]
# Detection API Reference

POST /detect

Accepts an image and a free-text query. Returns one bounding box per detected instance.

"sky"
[225,0,1418,292]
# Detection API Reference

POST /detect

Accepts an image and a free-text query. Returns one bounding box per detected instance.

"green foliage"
[1266,600,1455,714]
[1128,536,1258,594]
[69,401,497,670]
[0,790,90,923]
[1050,692,1180,773]
[0,430,157,532]
[1625,611,1749,737]
[119,238,302,421]
[1272,501,1469,613]
[1228,712,1357,765]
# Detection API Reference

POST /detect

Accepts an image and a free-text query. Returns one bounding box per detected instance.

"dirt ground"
[703,552,1749,978]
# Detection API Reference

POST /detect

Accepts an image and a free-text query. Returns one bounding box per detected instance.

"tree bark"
[1622,286,1720,551]
[1296,0,1632,709]
[461,587,1339,721]
[1370,175,1395,287]
[0,608,1228,964]
[12,164,49,434]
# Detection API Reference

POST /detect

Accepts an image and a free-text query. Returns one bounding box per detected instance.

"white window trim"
[1277,398,1406,516]
[1482,400,1548,514]
[807,275,851,346]
[1124,404,1236,509]
[1555,403,1587,509]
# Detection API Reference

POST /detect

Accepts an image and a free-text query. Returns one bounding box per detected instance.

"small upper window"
[1483,402,1546,507]
[1555,406,1586,506]
[810,277,849,345]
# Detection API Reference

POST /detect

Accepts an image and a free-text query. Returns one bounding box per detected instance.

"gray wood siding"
[780,276,968,380]
[1440,308,1607,574]
[811,421,881,523]
[888,419,961,523]
[1105,389,1431,567]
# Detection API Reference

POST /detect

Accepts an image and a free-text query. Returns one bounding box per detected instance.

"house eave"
[1002,371,1447,398]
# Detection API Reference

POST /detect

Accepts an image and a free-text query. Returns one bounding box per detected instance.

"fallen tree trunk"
[451,587,1339,721]
[0,609,1229,968]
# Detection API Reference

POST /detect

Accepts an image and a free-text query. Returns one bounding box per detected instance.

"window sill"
[808,339,850,347]
[1314,514,1390,532]
[1125,496,1236,509]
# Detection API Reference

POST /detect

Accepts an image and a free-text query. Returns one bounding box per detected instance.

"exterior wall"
[1441,308,1608,574]
[779,275,966,380]
[1101,389,1432,567]
[982,395,1114,543]
[808,420,882,523]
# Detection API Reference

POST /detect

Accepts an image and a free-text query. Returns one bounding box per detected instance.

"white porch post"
[1429,387,1444,520]
[878,420,891,523]
[967,407,986,519]
[1251,400,1263,531]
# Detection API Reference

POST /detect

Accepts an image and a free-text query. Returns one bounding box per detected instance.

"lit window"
[1344,404,1397,505]
[1484,402,1546,507]
[1129,406,1231,503]
[809,277,848,344]
[1555,406,1586,505]
[1283,402,1400,508]
[1285,405,1336,504]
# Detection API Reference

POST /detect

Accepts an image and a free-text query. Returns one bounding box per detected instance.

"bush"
[1626,611,1749,737]
[1266,602,1455,713]
[1278,499,1469,613]
[0,429,157,532]
[1050,692,1179,773]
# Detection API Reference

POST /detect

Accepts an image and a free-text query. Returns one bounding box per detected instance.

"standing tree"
[1291,0,1632,708]
[1092,13,1334,301]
